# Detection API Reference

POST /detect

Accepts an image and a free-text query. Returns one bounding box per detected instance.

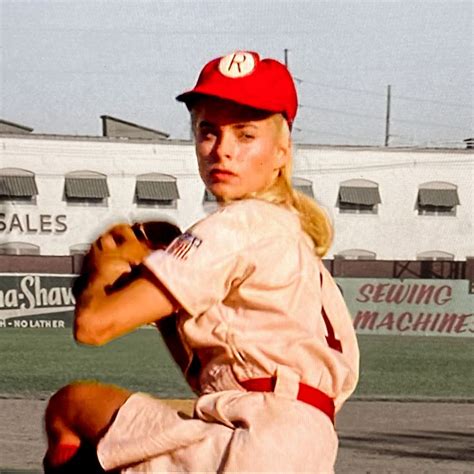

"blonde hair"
[191,106,333,257]
[248,115,333,257]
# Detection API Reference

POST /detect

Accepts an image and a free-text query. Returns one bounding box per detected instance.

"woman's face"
[192,98,289,201]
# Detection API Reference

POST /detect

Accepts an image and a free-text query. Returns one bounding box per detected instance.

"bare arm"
[74,224,180,346]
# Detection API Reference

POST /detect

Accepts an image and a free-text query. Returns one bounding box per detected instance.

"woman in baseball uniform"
[44,51,359,473]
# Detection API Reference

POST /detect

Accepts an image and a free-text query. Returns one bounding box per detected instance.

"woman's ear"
[275,136,291,169]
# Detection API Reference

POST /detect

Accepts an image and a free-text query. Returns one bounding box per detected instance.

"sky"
[1,0,473,147]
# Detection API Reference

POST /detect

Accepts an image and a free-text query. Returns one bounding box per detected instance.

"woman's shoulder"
[191,199,300,241]
[220,199,300,232]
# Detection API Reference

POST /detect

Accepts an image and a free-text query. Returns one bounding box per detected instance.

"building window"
[0,242,40,255]
[292,177,314,198]
[334,249,376,260]
[69,243,91,256]
[338,179,381,214]
[135,173,179,208]
[416,251,455,261]
[0,168,38,204]
[65,171,109,206]
[417,182,459,216]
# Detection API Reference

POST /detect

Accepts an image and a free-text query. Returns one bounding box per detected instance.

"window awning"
[418,188,460,207]
[135,180,179,201]
[339,186,381,205]
[65,177,109,199]
[294,184,314,198]
[0,175,38,197]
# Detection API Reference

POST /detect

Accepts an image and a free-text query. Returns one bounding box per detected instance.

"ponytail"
[252,116,333,257]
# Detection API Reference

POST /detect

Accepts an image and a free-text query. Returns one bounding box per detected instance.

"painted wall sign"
[336,278,474,337]
[0,273,76,328]
[0,213,67,234]
[1,274,473,336]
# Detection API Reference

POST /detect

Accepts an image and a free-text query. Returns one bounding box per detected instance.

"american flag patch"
[166,232,202,260]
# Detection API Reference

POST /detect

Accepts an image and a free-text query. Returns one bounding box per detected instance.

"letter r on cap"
[219,52,256,78]
[228,53,246,73]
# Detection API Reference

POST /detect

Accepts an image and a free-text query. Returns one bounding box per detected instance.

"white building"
[1,117,473,260]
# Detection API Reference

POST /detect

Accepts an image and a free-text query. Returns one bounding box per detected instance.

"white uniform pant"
[97,390,338,473]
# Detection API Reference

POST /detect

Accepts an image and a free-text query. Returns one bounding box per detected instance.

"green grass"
[356,334,474,400]
[0,329,472,400]
[0,328,193,399]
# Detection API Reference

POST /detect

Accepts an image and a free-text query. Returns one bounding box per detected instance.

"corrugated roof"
[0,119,33,133]
[418,188,460,207]
[65,177,109,199]
[101,115,169,139]
[339,186,381,205]
[0,175,38,197]
[136,180,179,200]
[294,184,314,198]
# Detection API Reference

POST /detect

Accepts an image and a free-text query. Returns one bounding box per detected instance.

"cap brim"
[176,89,284,117]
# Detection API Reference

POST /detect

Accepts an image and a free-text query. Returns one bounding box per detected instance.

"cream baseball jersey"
[145,198,359,411]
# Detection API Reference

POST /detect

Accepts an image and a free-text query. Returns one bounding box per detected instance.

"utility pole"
[284,49,289,68]
[384,84,391,147]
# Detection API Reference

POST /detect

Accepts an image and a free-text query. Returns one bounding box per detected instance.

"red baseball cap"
[176,51,298,126]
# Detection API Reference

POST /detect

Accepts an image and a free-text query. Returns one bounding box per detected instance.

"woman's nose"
[213,130,235,161]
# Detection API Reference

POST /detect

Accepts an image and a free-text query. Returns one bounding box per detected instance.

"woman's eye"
[240,132,255,141]
[199,129,215,140]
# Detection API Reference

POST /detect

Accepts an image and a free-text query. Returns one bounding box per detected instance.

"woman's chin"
[208,184,242,201]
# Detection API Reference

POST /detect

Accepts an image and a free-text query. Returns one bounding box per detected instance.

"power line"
[391,94,472,109]
[390,118,472,132]
[300,104,384,121]
[296,76,472,109]
[300,103,471,133]
[294,127,377,143]
[295,77,385,98]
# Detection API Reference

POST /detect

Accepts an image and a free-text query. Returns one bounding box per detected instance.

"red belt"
[239,377,335,424]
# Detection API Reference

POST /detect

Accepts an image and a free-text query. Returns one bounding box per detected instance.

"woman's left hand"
[74,223,179,346]
[87,223,152,288]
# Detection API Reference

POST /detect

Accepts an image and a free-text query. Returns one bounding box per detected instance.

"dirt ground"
[0,398,472,473]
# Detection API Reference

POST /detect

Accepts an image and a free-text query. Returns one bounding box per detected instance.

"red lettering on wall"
[428,313,442,331]
[372,284,390,303]
[412,313,435,331]
[356,284,373,303]
[437,313,458,333]
[396,312,412,332]
[405,284,420,304]
[386,285,411,304]
[414,285,435,304]
[356,282,453,306]
[353,310,379,330]
[376,312,394,330]
[434,286,452,305]
[454,314,473,333]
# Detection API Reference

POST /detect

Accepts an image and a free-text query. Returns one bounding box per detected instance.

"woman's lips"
[209,169,237,182]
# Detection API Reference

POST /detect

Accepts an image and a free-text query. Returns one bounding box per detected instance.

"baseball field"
[1,329,473,472]
[1,328,473,399]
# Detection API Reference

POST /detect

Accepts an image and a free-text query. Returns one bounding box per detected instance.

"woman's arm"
[74,224,180,346]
